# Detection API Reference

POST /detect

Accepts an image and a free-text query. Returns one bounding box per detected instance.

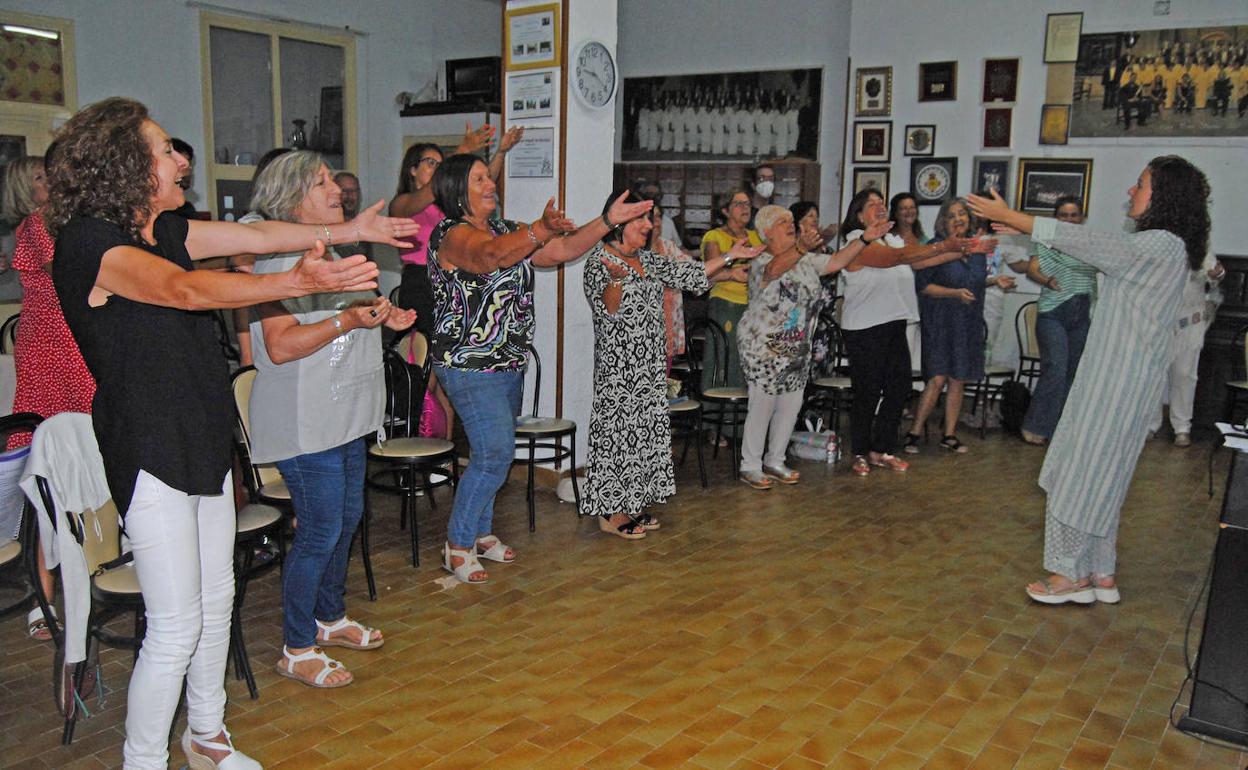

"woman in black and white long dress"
[582,190,758,539]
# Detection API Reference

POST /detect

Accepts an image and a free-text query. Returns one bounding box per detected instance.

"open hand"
[993,275,1017,291]
[940,236,977,255]
[354,200,420,248]
[456,121,496,154]
[798,225,825,253]
[601,257,631,281]
[953,288,976,304]
[292,243,379,295]
[992,223,1024,236]
[965,188,1011,223]
[862,215,893,244]
[606,191,654,229]
[726,237,764,263]
[969,237,998,254]
[539,197,576,235]
[497,125,525,153]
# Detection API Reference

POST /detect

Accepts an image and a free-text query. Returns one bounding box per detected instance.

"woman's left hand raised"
[965,188,1011,224]
[725,237,764,263]
[539,197,576,236]
[497,125,525,154]
[862,215,894,244]
[353,199,421,248]
[606,191,654,229]
[292,242,379,295]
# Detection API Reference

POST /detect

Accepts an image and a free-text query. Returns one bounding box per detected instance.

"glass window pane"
[0,25,66,106]
[209,27,273,165]
[279,38,344,169]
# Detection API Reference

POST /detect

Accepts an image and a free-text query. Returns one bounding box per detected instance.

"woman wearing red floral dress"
[2,153,95,641]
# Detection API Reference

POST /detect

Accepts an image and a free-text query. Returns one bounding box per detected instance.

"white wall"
[846,0,1248,251]
[617,0,854,219]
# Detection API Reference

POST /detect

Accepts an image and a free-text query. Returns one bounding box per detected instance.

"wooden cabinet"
[614,160,820,250]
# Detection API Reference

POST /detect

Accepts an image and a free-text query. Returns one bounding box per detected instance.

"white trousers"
[122,470,236,770]
[1150,318,1207,435]
[741,385,805,472]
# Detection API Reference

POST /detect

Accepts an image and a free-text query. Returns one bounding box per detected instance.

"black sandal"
[598,515,646,540]
[902,432,921,454]
[940,435,969,454]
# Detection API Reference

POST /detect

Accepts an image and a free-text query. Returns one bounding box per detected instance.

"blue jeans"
[1023,294,1092,438]
[276,439,366,648]
[435,366,523,548]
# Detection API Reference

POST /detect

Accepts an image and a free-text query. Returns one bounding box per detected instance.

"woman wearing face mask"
[584,190,757,536]
[1019,197,1097,446]
[902,198,997,455]
[968,156,1211,605]
[698,189,762,391]
[246,151,417,689]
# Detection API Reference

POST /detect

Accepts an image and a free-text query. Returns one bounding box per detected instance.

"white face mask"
[754,180,775,199]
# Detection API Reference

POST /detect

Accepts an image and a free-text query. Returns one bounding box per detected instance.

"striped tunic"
[1034,218,1187,538]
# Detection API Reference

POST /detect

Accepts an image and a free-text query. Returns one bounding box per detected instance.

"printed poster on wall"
[508,127,554,178]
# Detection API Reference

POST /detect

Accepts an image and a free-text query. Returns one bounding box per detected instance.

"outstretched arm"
[184,200,418,260]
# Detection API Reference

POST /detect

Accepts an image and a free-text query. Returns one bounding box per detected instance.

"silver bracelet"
[332,314,343,332]
[722,253,732,267]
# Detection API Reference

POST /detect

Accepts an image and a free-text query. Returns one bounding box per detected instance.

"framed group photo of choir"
[619,67,823,161]
[1016,158,1092,215]
[1068,24,1248,139]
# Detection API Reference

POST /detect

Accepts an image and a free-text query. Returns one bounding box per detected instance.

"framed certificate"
[504,3,561,71]
[855,66,892,117]
[1044,12,1083,64]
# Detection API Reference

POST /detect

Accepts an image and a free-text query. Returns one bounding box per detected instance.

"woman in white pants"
[736,205,888,488]
[48,97,414,770]
[1151,253,1223,446]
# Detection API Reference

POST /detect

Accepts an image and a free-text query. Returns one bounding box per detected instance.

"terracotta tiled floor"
[2,431,1246,769]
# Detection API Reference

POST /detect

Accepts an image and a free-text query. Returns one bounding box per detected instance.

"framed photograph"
[919,61,957,102]
[1039,104,1071,145]
[982,58,1019,103]
[903,124,936,156]
[855,66,892,117]
[621,67,823,160]
[971,156,1013,203]
[1016,158,1092,216]
[853,120,892,163]
[910,157,958,205]
[1044,12,1083,63]
[853,167,890,200]
[504,2,561,70]
[983,107,1012,149]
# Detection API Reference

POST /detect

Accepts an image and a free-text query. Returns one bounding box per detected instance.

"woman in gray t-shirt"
[248,152,416,689]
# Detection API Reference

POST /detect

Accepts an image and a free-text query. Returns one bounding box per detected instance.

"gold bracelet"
[320,224,333,247]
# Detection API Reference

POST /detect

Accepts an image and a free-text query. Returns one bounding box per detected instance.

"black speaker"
[1220,450,1248,529]
[1178,525,1248,747]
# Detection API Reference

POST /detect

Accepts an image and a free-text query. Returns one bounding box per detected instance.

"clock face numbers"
[575,42,615,109]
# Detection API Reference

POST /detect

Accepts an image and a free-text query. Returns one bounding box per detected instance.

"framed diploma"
[504,3,560,71]
[1044,12,1083,64]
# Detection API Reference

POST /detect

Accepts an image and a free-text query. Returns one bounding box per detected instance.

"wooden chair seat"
[91,563,141,597]
[702,386,748,401]
[669,398,701,413]
[236,503,283,535]
[811,375,852,390]
[369,436,455,459]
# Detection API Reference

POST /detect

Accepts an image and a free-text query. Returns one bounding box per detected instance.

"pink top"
[399,204,445,266]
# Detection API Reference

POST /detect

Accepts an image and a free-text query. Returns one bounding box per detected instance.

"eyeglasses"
[728,200,751,209]
[418,157,441,168]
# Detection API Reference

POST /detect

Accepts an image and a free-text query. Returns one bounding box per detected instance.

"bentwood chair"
[514,343,581,530]
[366,343,457,576]
[1015,301,1041,390]
[0,312,18,354]
[966,321,1017,438]
[25,414,144,745]
[669,396,708,488]
[686,318,748,477]
[0,413,41,619]
[802,311,854,436]
[229,367,292,509]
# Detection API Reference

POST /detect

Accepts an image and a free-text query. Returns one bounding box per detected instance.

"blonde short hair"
[2,157,44,225]
[249,150,327,223]
[753,204,791,245]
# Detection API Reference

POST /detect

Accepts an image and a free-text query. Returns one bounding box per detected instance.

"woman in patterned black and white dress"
[583,190,760,539]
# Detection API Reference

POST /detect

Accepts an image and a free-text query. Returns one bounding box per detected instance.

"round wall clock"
[573,40,616,109]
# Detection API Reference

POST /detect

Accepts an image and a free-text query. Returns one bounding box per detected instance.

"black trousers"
[398,263,436,339]
[842,319,912,456]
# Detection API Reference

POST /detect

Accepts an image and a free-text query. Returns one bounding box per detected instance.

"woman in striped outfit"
[968,156,1211,605]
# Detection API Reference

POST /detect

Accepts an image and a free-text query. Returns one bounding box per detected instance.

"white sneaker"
[1173,433,1191,448]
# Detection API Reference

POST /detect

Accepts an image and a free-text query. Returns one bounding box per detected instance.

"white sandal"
[274,646,353,689]
[315,616,384,650]
[443,542,488,583]
[181,725,263,769]
[475,535,515,563]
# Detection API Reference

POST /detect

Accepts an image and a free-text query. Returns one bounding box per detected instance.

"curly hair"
[1134,155,1210,270]
[45,97,155,241]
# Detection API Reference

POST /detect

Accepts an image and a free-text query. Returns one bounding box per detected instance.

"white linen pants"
[123,470,235,770]
[1149,316,1207,435]
[741,385,805,472]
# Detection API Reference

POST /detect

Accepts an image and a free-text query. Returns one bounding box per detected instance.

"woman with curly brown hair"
[48,97,417,769]
[969,155,1211,607]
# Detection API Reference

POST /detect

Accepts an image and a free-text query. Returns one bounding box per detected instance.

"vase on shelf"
[290,119,307,150]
